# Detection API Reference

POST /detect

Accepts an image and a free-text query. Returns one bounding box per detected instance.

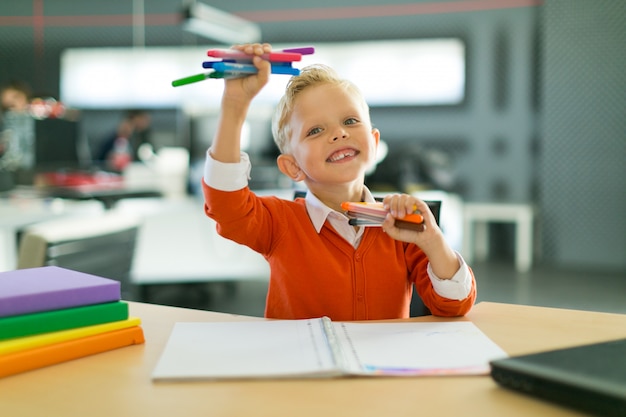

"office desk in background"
[0,182,161,272]
[0,195,104,272]
[43,182,162,209]
[2,302,626,417]
[0,192,273,283]
[119,194,292,286]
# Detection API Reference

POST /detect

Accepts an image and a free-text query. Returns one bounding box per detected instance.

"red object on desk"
[38,171,123,187]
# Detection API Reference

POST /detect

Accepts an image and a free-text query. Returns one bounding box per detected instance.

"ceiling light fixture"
[181,0,261,44]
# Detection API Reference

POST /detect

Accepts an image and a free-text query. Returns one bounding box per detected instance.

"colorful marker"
[206,46,314,61]
[348,217,425,231]
[341,202,424,225]
[348,218,383,227]
[203,60,293,69]
[173,46,314,87]
[341,201,424,231]
[207,49,302,62]
[171,72,211,87]
[201,59,235,69]
[171,71,245,87]
[281,46,315,55]
[213,62,300,75]
[207,72,246,80]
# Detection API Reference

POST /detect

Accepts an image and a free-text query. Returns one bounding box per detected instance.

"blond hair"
[271,64,369,154]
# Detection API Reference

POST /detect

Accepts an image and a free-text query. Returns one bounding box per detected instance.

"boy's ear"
[276,154,304,181]
[372,127,380,146]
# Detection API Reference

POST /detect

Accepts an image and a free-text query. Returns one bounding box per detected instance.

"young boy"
[202,43,476,320]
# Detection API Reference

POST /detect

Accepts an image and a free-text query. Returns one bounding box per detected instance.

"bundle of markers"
[172,46,315,87]
[342,202,425,231]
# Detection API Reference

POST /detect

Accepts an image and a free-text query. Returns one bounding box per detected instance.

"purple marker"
[281,46,315,55]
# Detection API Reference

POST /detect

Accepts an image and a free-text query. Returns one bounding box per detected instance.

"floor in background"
[137,261,626,317]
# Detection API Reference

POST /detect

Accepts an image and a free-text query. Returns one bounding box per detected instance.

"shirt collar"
[304,187,377,233]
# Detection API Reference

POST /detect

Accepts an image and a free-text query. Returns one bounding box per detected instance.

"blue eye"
[344,118,359,125]
[307,127,322,136]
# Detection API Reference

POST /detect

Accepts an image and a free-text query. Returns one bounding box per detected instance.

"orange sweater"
[202,183,476,321]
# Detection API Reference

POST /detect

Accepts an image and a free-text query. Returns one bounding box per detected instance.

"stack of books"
[0,265,145,378]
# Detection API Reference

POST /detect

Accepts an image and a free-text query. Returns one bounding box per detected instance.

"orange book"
[0,326,145,378]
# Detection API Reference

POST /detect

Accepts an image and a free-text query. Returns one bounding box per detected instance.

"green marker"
[207,72,246,79]
[172,72,245,87]
[171,73,210,87]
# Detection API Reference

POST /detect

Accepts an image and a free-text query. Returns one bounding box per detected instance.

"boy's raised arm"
[209,44,272,163]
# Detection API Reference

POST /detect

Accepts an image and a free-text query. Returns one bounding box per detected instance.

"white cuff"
[203,151,251,191]
[427,252,473,300]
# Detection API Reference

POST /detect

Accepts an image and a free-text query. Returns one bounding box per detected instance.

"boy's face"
[280,83,379,187]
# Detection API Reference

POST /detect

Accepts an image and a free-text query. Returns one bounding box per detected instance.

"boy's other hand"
[381,194,445,252]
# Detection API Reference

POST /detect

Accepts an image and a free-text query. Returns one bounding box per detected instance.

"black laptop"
[490,338,626,417]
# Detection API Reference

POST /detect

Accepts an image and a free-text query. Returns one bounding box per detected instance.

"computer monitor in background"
[33,118,86,173]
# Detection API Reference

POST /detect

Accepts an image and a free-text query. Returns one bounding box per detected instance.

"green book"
[0,301,129,341]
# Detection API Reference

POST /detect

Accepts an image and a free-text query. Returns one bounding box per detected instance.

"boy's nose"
[331,129,348,141]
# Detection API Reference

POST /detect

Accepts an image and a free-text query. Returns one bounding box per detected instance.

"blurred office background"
[1,0,624,315]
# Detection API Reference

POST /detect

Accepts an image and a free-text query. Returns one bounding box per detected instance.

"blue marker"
[213,62,300,76]
[202,59,235,69]
[204,60,292,69]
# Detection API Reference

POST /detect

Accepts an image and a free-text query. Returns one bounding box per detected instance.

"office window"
[308,39,465,106]
[60,39,464,109]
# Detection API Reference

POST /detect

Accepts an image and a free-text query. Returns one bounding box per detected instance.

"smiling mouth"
[326,149,359,162]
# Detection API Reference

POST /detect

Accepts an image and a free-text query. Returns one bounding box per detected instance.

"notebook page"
[332,321,507,376]
[152,319,339,380]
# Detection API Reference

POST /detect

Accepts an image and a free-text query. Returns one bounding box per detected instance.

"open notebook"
[490,338,626,417]
[152,318,507,381]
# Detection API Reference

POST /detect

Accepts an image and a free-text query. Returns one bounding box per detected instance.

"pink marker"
[207,49,302,62]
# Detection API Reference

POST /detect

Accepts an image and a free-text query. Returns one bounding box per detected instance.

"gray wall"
[540,1,626,270]
[366,8,538,204]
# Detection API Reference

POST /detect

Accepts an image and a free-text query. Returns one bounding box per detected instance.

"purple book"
[0,266,121,318]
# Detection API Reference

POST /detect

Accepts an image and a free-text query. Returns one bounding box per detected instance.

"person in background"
[202,43,476,321]
[1,80,31,114]
[96,109,152,172]
[0,81,35,185]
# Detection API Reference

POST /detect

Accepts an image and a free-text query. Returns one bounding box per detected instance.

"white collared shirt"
[303,187,375,248]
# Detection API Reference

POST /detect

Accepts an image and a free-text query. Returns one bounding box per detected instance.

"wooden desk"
[2,302,626,417]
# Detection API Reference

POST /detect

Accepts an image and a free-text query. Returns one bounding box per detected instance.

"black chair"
[16,211,142,300]
[407,200,440,317]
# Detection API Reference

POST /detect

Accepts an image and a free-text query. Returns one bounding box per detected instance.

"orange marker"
[341,202,424,231]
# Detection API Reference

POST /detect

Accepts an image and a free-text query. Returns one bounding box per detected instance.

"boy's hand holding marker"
[341,202,425,232]
[171,45,314,87]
